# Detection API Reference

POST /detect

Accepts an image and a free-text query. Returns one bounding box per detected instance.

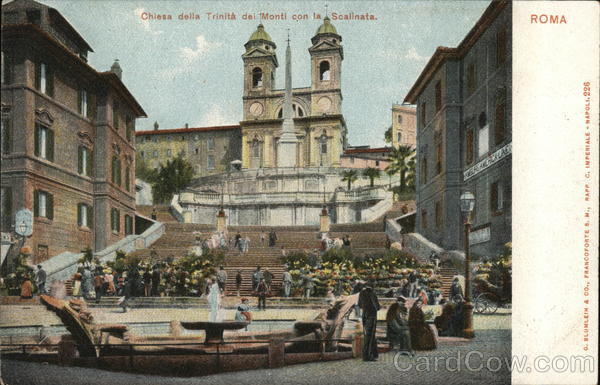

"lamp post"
[459,191,476,339]
[216,181,227,232]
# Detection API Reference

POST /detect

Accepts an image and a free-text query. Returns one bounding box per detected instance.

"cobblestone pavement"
[1,313,511,385]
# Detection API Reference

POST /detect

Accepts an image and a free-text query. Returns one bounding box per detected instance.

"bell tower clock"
[242,24,278,120]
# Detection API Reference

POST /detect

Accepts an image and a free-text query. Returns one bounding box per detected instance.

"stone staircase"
[222,248,284,297]
[136,205,179,223]
[438,267,459,299]
[124,222,396,296]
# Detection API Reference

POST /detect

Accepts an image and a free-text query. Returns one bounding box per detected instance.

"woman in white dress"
[207,277,222,322]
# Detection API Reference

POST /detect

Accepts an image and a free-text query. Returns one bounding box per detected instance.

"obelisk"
[277,33,298,168]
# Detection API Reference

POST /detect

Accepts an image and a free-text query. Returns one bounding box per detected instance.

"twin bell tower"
[240,18,346,169]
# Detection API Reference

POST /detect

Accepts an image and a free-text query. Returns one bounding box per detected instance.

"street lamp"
[459,191,475,339]
[18,220,28,236]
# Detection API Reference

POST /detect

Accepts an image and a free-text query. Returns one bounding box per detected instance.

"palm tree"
[362,167,381,187]
[385,145,416,192]
[405,156,416,190]
[340,169,359,191]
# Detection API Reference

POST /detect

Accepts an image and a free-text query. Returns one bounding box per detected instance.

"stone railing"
[170,194,185,222]
[42,221,165,282]
[185,189,392,206]
[385,217,404,243]
[360,194,394,222]
[401,233,444,264]
[337,188,389,202]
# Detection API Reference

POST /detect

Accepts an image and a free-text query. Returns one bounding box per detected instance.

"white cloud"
[180,35,221,64]
[404,47,429,62]
[197,104,238,127]
[134,8,163,35]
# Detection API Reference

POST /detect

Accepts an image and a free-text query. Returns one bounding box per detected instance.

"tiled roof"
[344,147,393,154]
[135,125,240,136]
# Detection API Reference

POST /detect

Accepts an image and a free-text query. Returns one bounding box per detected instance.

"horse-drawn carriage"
[473,278,511,314]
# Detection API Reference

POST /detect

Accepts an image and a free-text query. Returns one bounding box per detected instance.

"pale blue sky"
[38,0,490,146]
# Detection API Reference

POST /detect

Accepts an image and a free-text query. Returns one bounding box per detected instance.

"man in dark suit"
[358,281,380,361]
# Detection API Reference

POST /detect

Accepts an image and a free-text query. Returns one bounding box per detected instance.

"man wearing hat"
[450,277,463,301]
[358,280,380,361]
[35,264,47,295]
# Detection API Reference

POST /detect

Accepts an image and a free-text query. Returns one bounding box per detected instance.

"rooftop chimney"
[110,59,122,79]
[185,123,189,129]
[153,121,159,130]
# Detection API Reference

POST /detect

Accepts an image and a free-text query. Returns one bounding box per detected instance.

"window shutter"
[117,161,122,186]
[3,119,10,154]
[47,129,54,162]
[113,158,117,184]
[34,125,40,157]
[490,182,498,212]
[35,62,41,90]
[88,205,93,228]
[87,149,93,177]
[46,66,54,97]
[33,190,39,217]
[87,94,93,120]
[110,209,114,231]
[77,203,82,226]
[77,90,82,114]
[77,147,83,174]
[117,211,121,232]
[47,193,54,220]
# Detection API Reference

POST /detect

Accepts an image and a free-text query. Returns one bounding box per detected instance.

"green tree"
[405,156,416,190]
[151,154,195,204]
[340,169,359,191]
[385,145,416,193]
[362,167,381,187]
[135,155,158,183]
[384,125,393,144]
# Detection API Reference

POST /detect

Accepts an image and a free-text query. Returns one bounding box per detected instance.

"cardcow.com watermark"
[391,351,595,374]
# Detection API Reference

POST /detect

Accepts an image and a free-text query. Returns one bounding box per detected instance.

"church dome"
[248,24,274,43]
[315,17,338,36]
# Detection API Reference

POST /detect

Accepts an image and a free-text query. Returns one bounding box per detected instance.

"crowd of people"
[184,230,281,258]
[17,264,46,299]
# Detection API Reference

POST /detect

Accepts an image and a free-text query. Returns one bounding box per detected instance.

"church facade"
[173,18,397,226]
[240,20,347,169]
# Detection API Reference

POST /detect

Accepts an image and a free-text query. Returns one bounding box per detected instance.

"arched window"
[319,132,328,166]
[252,67,263,87]
[250,138,262,168]
[251,139,260,158]
[277,103,305,118]
[319,61,330,81]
